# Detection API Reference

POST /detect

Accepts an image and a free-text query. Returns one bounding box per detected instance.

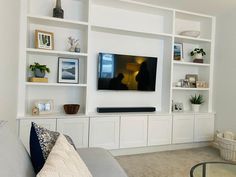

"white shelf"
[172,87,210,91]
[17,113,88,120]
[26,48,88,57]
[26,82,87,87]
[174,35,211,43]
[91,25,173,39]
[173,61,210,67]
[27,15,88,29]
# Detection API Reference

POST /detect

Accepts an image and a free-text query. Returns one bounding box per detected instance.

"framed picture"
[196,81,208,88]
[172,102,184,112]
[58,58,79,83]
[34,100,54,115]
[174,43,183,61]
[35,30,54,50]
[186,74,198,88]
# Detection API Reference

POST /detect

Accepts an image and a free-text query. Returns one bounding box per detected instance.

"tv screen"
[98,53,158,91]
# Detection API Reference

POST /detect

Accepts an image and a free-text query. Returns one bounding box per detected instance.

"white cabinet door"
[148,115,172,146]
[89,116,120,149]
[57,118,89,148]
[19,119,56,152]
[120,116,147,148]
[172,115,194,144]
[194,114,215,142]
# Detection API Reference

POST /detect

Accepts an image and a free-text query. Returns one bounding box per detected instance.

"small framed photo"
[58,58,79,83]
[34,100,54,115]
[174,43,183,61]
[35,30,54,50]
[173,102,184,112]
[186,74,198,88]
[196,81,208,88]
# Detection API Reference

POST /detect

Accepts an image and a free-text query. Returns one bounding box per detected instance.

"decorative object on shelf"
[186,74,198,88]
[35,30,54,50]
[68,37,80,52]
[53,0,64,19]
[174,43,183,61]
[58,57,79,83]
[32,106,39,116]
[34,100,54,115]
[172,102,184,112]
[196,81,208,88]
[190,48,206,63]
[63,104,80,114]
[179,30,200,38]
[190,94,204,112]
[29,62,50,81]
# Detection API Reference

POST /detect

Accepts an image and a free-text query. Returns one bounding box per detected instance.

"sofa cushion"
[77,148,128,177]
[30,122,75,173]
[0,121,35,177]
[37,134,93,177]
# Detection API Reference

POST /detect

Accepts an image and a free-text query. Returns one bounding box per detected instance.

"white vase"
[192,104,200,112]
[195,53,203,59]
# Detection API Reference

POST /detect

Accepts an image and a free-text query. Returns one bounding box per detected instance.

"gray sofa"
[0,121,128,177]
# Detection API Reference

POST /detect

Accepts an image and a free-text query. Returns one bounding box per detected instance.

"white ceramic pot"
[192,104,200,112]
[194,53,203,59]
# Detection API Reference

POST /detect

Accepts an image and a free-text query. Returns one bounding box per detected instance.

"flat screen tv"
[98,53,158,91]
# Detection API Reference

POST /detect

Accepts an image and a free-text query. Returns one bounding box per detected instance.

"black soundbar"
[97,107,156,113]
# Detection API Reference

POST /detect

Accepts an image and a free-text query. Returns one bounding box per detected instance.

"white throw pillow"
[37,134,93,177]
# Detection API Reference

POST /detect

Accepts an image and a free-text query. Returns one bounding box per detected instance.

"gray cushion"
[77,148,128,177]
[0,121,35,177]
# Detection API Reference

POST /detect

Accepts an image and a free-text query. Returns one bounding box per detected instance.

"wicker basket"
[216,133,236,161]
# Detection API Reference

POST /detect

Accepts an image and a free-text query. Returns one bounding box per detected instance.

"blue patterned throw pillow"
[30,122,76,173]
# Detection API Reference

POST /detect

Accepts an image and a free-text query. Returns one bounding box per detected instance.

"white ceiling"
[135,0,236,16]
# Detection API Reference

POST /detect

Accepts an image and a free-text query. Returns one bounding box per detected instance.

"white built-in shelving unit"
[17,0,216,152]
[18,0,216,118]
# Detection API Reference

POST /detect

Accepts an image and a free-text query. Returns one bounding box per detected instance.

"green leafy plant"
[29,62,50,73]
[190,94,204,104]
[190,48,206,56]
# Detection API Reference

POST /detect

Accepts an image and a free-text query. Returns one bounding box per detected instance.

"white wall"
[0,1,20,132]
[214,10,236,133]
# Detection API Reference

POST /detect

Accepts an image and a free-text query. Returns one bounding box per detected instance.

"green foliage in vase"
[29,62,50,73]
[190,48,206,56]
[190,94,204,104]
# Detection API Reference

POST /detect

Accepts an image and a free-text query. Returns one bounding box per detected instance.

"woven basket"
[216,133,236,161]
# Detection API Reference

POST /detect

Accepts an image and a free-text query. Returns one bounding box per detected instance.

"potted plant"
[190,94,204,112]
[190,48,206,63]
[29,62,50,78]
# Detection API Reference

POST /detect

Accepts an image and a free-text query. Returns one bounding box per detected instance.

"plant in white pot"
[190,48,206,63]
[190,94,204,112]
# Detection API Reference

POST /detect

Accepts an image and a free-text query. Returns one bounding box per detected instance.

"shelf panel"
[91,25,173,39]
[173,61,210,67]
[26,82,87,87]
[172,87,209,91]
[27,15,88,29]
[26,48,88,57]
[175,35,211,43]
[17,113,88,120]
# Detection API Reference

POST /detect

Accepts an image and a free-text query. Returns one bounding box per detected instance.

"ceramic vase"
[53,0,64,19]
[192,104,200,112]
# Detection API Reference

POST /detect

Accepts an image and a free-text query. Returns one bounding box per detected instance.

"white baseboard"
[110,142,211,156]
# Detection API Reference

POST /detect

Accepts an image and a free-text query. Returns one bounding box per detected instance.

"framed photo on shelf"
[186,74,198,88]
[174,43,183,61]
[35,30,54,50]
[196,81,208,88]
[58,58,79,84]
[172,102,184,112]
[34,99,54,115]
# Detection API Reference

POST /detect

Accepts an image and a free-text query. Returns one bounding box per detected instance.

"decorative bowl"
[179,30,200,38]
[63,104,80,114]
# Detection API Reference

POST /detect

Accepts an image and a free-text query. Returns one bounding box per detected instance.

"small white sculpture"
[68,37,80,52]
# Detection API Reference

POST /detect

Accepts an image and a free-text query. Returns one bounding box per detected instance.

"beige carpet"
[116,147,224,177]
